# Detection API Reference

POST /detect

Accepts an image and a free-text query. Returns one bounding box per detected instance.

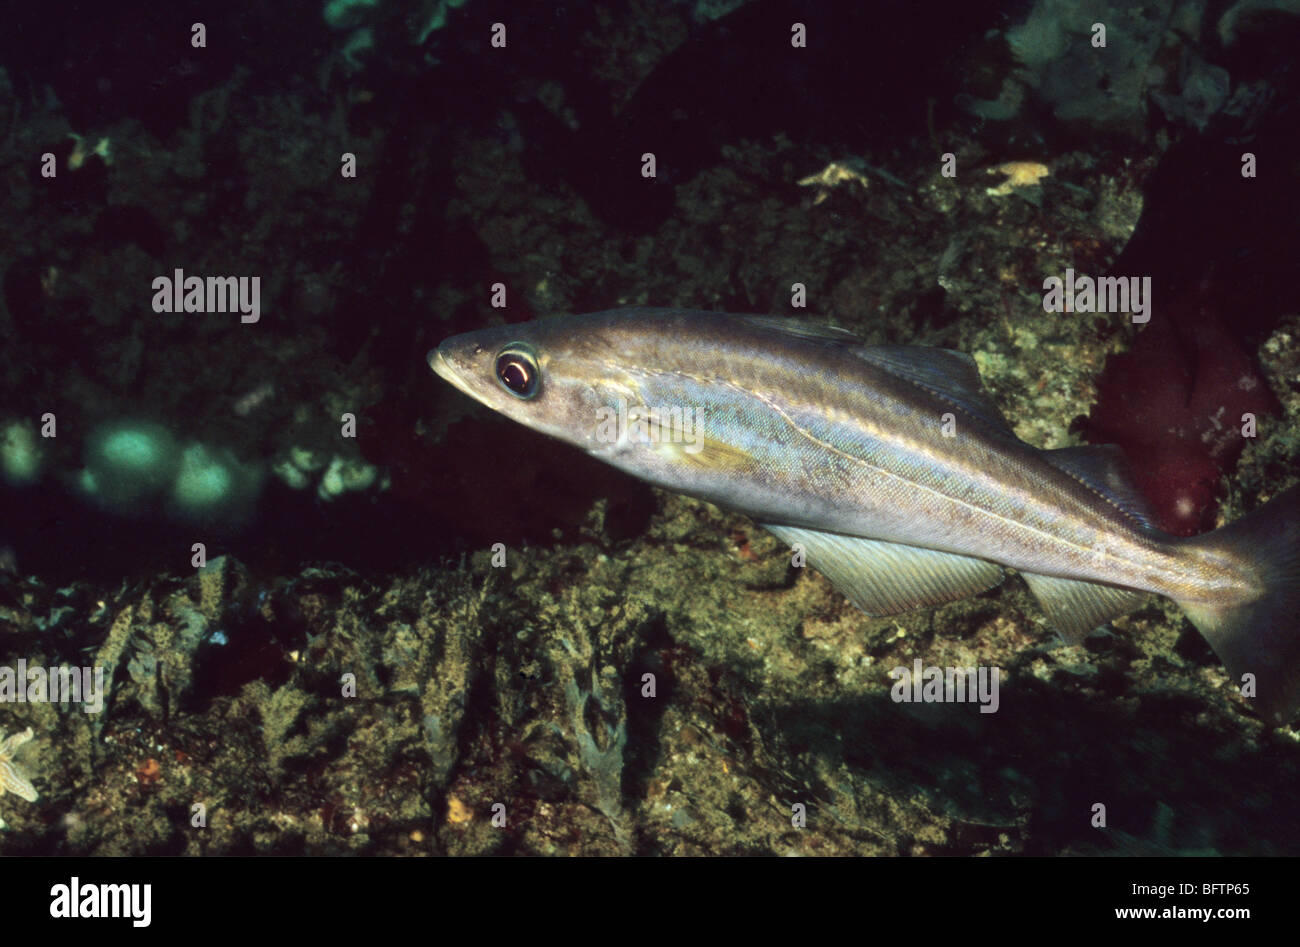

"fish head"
[429,315,647,454]
[428,310,748,489]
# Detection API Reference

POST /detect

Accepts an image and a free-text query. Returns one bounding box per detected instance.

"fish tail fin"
[1178,485,1300,724]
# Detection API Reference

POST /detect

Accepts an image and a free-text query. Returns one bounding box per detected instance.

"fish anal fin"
[763,525,1004,615]
[1020,572,1148,644]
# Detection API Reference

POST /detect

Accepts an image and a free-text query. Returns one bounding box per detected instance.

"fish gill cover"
[0,0,1295,881]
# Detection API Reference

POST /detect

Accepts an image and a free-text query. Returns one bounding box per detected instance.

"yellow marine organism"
[986,160,1049,196]
[798,161,870,205]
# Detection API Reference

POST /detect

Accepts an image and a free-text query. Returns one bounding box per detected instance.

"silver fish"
[430,307,1300,722]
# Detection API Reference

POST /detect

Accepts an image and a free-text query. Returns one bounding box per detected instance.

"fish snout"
[428,343,478,401]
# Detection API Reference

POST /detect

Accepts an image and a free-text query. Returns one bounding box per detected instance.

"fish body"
[430,307,1300,721]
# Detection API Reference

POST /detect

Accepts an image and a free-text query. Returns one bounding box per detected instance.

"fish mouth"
[428,346,478,401]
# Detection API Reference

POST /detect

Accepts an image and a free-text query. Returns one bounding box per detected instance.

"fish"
[429,307,1300,722]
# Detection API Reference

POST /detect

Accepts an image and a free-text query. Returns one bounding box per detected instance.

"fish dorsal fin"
[1020,573,1148,644]
[1044,445,1159,530]
[732,315,867,344]
[763,525,1004,615]
[727,321,1017,438]
[853,346,1017,438]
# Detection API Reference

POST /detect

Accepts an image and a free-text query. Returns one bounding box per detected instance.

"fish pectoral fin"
[668,436,755,471]
[1020,572,1148,644]
[763,525,1004,615]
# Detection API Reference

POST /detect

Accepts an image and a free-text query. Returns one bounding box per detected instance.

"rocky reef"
[0,0,1298,856]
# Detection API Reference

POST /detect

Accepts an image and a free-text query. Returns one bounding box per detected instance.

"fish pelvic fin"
[1178,484,1300,725]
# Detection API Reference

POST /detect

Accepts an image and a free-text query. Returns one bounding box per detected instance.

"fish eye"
[495,345,539,399]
